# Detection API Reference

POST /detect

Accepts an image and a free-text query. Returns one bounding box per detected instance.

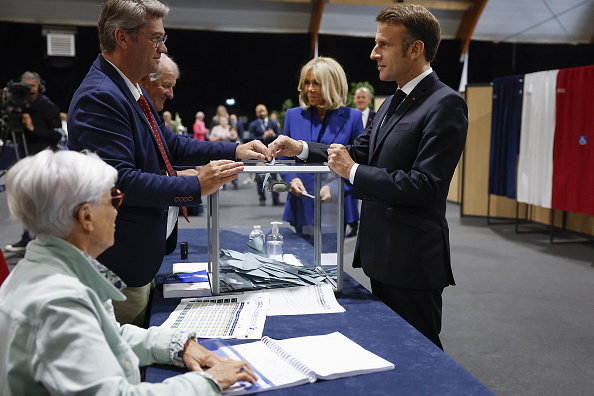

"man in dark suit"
[269,4,468,349]
[353,86,376,130]
[249,104,281,205]
[67,0,267,326]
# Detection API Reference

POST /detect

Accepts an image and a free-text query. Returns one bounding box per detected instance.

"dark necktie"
[138,94,189,222]
[379,89,407,132]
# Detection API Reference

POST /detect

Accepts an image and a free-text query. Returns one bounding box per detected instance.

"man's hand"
[263,128,275,140]
[327,144,355,179]
[198,160,243,196]
[183,340,258,389]
[22,113,34,132]
[235,140,268,161]
[268,136,303,158]
[177,168,199,177]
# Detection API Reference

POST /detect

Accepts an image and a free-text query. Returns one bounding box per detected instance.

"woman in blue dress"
[281,57,365,235]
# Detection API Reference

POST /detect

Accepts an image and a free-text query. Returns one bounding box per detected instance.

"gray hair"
[149,53,179,81]
[195,111,204,119]
[6,150,117,240]
[20,71,42,85]
[98,0,169,54]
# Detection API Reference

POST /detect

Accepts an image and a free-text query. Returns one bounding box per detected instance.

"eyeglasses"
[73,187,125,219]
[127,28,167,49]
[110,187,125,210]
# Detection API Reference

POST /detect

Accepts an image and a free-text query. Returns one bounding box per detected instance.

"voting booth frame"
[207,162,345,295]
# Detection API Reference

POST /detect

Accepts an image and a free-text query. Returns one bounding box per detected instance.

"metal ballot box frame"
[206,161,344,295]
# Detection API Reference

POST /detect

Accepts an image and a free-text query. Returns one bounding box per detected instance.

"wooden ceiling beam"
[456,0,488,58]
[309,0,326,59]
[329,0,474,11]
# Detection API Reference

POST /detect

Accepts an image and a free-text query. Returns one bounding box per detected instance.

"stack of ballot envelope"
[218,249,328,292]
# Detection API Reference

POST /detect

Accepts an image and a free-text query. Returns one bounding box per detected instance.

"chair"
[0,250,9,286]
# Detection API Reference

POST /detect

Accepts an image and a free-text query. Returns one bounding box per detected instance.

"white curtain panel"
[516,69,559,208]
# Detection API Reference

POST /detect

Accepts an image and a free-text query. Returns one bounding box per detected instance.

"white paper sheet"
[264,283,345,316]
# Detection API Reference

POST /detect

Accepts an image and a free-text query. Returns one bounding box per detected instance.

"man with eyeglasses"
[67,0,269,327]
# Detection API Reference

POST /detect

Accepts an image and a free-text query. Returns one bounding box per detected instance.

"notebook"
[201,331,394,394]
[163,263,212,298]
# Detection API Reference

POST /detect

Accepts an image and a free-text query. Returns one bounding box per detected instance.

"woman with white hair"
[281,57,365,235]
[0,150,256,394]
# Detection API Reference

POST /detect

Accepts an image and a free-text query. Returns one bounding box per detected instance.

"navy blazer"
[307,73,468,290]
[282,106,364,229]
[67,55,237,286]
[248,118,279,144]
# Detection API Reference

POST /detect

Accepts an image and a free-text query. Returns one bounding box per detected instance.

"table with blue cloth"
[147,228,493,395]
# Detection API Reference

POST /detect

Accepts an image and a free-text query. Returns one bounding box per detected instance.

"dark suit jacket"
[365,109,377,130]
[248,118,279,145]
[281,106,364,228]
[67,54,237,286]
[307,72,468,290]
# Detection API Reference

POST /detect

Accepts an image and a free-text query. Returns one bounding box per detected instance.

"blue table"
[147,228,493,395]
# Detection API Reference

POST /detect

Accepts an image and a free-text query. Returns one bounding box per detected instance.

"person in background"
[139,53,178,113]
[229,114,245,142]
[67,0,268,327]
[0,149,257,394]
[209,115,231,142]
[4,71,63,254]
[268,4,468,349]
[279,57,364,235]
[210,105,229,129]
[193,111,209,141]
[354,87,376,130]
[249,104,280,206]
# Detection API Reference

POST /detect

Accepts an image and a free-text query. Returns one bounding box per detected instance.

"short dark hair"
[376,4,441,63]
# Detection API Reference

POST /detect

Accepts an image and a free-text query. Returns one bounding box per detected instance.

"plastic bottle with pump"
[266,221,284,261]
[247,225,266,255]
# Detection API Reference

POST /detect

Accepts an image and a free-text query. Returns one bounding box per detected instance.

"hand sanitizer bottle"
[266,221,284,261]
[248,225,266,255]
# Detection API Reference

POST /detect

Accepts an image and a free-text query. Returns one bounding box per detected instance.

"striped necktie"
[138,94,189,222]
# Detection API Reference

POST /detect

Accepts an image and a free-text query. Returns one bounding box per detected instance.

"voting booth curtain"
[489,75,523,199]
[516,70,558,208]
[489,64,594,217]
[551,65,594,216]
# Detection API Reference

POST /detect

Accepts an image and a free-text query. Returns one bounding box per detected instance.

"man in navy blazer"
[249,104,281,205]
[353,86,377,130]
[68,0,267,326]
[269,4,468,349]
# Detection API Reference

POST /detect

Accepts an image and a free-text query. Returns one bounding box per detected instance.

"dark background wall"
[1,21,593,129]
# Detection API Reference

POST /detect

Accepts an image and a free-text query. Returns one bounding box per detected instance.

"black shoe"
[345,224,358,238]
[259,200,266,206]
[272,201,283,206]
[5,238,30,252]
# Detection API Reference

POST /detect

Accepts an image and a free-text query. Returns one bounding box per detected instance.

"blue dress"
[281,106,364,231]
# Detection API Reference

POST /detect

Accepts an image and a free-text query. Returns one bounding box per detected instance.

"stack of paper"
[163,262,212,298]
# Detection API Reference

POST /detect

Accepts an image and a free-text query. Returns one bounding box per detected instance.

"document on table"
[160,292,269,339]
[264,283,345,316]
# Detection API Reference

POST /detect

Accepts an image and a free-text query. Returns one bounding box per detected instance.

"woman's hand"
[320,185,331,201]
[183,340,258,389]
[206,359,258,389]
[290,177,307,197]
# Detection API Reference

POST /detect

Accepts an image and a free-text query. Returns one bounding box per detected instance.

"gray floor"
[1,173,593,395]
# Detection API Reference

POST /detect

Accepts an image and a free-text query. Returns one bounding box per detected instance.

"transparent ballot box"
[206,161,345,295]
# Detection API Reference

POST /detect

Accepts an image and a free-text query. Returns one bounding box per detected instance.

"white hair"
[6,150,118,240]
[149,53,179,81]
